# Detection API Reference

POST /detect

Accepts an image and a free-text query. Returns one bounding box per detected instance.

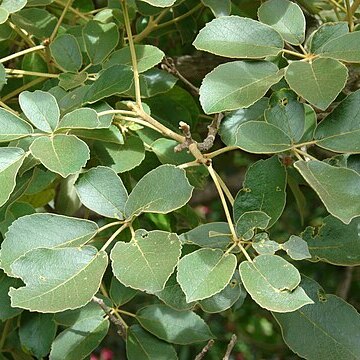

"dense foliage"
[0,0,359,359]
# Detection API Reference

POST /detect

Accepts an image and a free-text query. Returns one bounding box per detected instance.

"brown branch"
[222,334,237,360]
[92,296,127,338]
[197,113,224,152]
[194,339,215,360]
[174,121,195,152]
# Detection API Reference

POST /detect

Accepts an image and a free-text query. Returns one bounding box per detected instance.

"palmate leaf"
[9,246,108,312]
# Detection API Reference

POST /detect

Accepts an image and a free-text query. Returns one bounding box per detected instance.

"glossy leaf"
[30,134,90,177]
[200,61,283,114]
[294,160,360,224]
[75,166,128,219]
[234,156,287,227]
[136,305,213,344]
[285,58,348,110]
[19,90,60,133]
[58,108,101,130]
[0,213,98,276]
[9,246,108,312]
[282,235,311,260]
[0,108,33,142]
[50,34,82,72]
[315,89,360,153]
[201,0,231,17]
[258,0,306,45]
[124,165,193,218]
[127,325,178,360]
[0,147,26,207]
[111,230,181,293]
[177,248,237,302]
[273,277,360,360]
[239,255,313,312]
[83,20,119,65]
[193,16,284,58]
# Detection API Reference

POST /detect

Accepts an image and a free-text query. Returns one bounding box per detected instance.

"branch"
[194,339,215,360]
[197,113,224,152]
[222,334,237,360]
[92,296,127,338]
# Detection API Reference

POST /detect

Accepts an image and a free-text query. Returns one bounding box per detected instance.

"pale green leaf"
[138,0,176,7]
[315,89,360,153]
[285,58,348,110]
[303,215,360,266]
[193,16,284,58]
[124,164,193,218]
[258,0,306,45]
[9,246,108,312]
[0,8,8,24]
[58,72,88,91]
[0,108,33,142]
[0,147,26,207]
[235,211,271,240]
[200,61,283,114]
[281,235,311,260]
[252,233,281,255]
[177,248,237,302]
[239,255,313,312]
[111,230,181,293]
[0,213,98,276]
[294,160,360,224]
[127,325,178,360]
[136,305,213,344]
[73,126,124,145]
[273,277,360,360]
[19,90,60,133]
[234,121,292,154]
[105,45,164,73]
[0,63,6,91]
[58,108,101,130]
[201,0,231,17]
[75,166,128,219]
[30,134,90,177]
[50,34,83,72]
[234,156,287,227]
[83,20,119,65]
[1,0,27,13]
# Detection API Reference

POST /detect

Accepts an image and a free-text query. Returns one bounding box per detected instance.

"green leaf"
[83,20,119,65]
[234,121,292,154]
[19,313,56,359]
[75,166,128,219]
[124,165,193,218]
[50,34,83,72]
[281,235,311,260]
[319,31,360,63]
[219,98,268,146]
[9,246,108,312]
[265,89,305,142]
[239,255,313,312]
[201,0,231,17]
[199,61,283,114]
[0,8,9,24]
[73,126,124,145]
[136,305,213,344]
[138,0,176,7]
[57,108,101,130]
[252,233,281,255]
[0,147,26,207]
[30,134,90,177]
[309,22,348,54]
[179,222,231,250]
[105,45,165,73]
[0,213,98,276]
[294,160,360,224]
[304,216,360,266]
[110,277,137,306]
[19,90,60,133]
[258,0,306,45]
[111,230,181,293]
[234,156,287,227]
[127,325,178,360]
[193,16,284,58]
[59,72,88,91]
[198,270,243,313]
[0,270,23,320]
[0,108,33,142]
[177,248,237,302]
[50,310,109,360]
[1,0,27,14]
[273,277,360,360]
[0,63,6,91]
[93,135,145,173]
[85,65,133,103]
[285,58,348,110]
[235,211,271,240]
[315,89,360,153]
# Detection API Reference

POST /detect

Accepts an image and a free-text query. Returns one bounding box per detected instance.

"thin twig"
[92,296,127,338]
[50,0,73,42]
[0,44,46,64]
[222,334,237,360]
[174,121,195,152]
[345,0,354,31]
[197,113,224,152]
[195,339,215,360]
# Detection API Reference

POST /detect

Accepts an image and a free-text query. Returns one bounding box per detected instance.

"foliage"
[0,0,359,359]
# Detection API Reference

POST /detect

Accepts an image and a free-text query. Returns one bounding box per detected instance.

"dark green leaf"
[0,270,23,321]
